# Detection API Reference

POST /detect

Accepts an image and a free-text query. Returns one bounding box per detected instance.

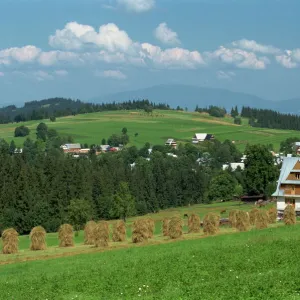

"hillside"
[92,84,300,113]
[2,110,299,151]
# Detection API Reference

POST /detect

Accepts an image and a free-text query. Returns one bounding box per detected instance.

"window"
[285,198,296,205]
[296,173,300,179]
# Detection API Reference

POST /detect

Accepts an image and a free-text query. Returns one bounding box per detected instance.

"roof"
[165,139,176,144]
[64,143,81,149]
[295,142,300,146]
[193,133,207,140]
[272,157,300,197]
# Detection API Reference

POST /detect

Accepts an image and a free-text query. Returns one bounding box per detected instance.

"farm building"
[60,143,81,153]
[192,133,214,144]
[272,157,300,217]
[222,162,245,171]
[165,139,177,149]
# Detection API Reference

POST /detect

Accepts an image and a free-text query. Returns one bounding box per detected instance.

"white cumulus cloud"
[49,22,133,53]
[117,0,155,12]
[154,23,180,46]
[0,45,41,64]
[205,46,269,70]
[141,43,204,69]
[96,69,127,79]
[232,39,281,55]
[276,49,300,68]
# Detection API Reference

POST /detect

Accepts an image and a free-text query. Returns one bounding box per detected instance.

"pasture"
[1,221,300,299]
[0,110,298,151]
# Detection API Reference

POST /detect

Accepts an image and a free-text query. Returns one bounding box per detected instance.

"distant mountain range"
[90,84,300,113]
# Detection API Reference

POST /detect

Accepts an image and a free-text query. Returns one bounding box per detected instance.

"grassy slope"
[1,224,300,300]
[0,110,298,151]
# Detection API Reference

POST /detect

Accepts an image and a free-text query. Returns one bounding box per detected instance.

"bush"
[14,125,30,137]
[234,117,242,125]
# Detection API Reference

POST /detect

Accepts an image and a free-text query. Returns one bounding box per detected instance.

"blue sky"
[0,0,300,105]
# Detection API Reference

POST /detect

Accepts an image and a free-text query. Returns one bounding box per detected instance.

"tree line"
[0,99,170,124]
[241,106,300,131]
[0,122,279,235]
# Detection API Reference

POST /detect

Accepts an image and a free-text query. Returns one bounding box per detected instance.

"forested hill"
[0,98,170,124]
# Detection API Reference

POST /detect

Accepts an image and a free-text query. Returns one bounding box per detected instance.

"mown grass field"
[1,222,300,299]
[0,110,298,151]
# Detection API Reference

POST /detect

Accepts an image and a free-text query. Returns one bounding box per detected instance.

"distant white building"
[192,133,214,144]
[165,139,177,149]
[60,143,81,153]
[222,163,245,171]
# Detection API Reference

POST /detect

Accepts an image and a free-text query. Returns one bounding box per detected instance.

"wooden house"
[272,157,300,217]
[60,143,81,153]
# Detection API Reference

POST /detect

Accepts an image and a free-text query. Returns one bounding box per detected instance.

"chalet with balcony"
[60,143,82,154]
[272,157,300,217]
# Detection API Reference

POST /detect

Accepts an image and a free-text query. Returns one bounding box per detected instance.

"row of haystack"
[0,220,128,255]
[161,213,220,239]
[229,205,296,232]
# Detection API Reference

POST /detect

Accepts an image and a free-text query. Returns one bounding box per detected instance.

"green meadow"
[0,110,298,151]
[1,224,299,299]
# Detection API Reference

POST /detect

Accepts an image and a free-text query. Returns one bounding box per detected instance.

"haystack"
[1,228,19,254]
[249,208,259,226]
[283,205,296,225]
[162,218,170,236]
[235,211,250,232]
[58,224,74,247]
[188,214,200,233]
[112,220,126,242]
[203,213,220,235]
[30,226,47,251]
[84,220,96,245]
[229,210,238,228]
[132,219,149,243]
[168,216,183,239]
[255,210,269,229]
[94,221,109,247]
[145,218,155,238]
[268,207,277,224]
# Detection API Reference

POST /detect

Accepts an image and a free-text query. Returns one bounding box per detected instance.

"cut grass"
[1,224,300,299]
[1,110,298,151]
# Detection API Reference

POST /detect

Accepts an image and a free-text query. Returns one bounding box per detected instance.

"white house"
[272,157,300,217]
[165,139,177,149]
[192,133,214,144]
[222,163,245,171]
